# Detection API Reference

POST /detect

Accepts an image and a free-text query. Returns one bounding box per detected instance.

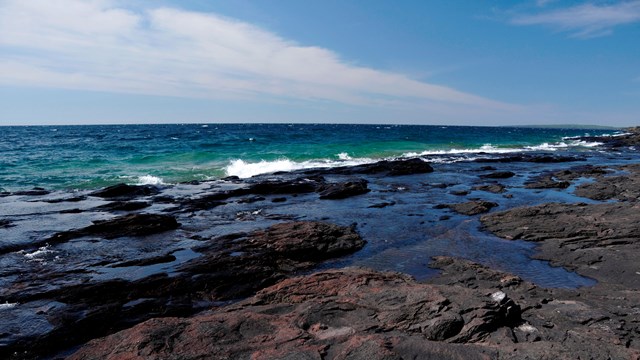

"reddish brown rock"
[69,261,640,360]
[69,268,500,360]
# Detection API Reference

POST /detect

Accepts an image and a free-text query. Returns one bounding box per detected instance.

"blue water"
[0,124,617,191]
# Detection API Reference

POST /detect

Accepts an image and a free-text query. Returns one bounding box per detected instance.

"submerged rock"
[480,171,515,179]
[318,179,370,199]
[472,184,506,193]
[442,201,498,216]
[524,175,570,189]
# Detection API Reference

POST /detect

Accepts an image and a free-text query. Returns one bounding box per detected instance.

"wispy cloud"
[512,1,640,38]
[0,0,514,113]
[535,0,557,7]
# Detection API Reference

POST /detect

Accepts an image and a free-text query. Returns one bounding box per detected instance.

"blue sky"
[0,0,638,126]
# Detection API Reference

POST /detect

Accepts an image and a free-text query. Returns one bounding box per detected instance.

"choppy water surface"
[0,124,616,191]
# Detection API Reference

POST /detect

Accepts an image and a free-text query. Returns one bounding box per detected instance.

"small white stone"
[490,291,506,302]
[516,324,538,333]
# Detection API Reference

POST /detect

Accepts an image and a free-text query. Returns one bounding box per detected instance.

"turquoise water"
[0,124,617,191]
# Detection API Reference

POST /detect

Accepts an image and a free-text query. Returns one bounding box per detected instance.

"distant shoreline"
[0,122,625,129]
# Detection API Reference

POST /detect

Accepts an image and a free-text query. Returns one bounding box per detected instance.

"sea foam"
[225,157,375,178]
[137,175,165,185]
[0,302,17,310]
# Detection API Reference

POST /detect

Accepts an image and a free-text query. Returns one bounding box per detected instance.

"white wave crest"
[401,147,521,158]
[0,302,17,310]
[23,245,55,260]
[524,142,566,151]
[225,139,604,178]
[137,175,164,185]
[225,157,375,178]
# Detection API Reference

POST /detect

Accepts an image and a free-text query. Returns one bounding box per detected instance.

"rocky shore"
[2,131,640,359]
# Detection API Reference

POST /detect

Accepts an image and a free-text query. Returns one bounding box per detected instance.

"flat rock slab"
[481,201,640,289]
[69,264,640,360]
[69,268,500,360]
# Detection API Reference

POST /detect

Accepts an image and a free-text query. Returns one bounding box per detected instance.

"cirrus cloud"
[511,1,640,38]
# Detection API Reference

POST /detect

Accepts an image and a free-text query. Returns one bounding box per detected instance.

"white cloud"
[0,0,514,113]
[512,1,640,38]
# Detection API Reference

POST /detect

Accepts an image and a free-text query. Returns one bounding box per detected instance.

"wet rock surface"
[439,200,499,215]
[318,179,370,199]
[4,151,640,359]
[576,126,640,148]
[89,183,160,199]
[0,221,364,359]
[305,157,434,176]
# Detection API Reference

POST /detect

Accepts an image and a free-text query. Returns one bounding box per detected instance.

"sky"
[0,0,638,126]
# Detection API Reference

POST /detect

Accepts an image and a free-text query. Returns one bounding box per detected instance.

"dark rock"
[474,155,585,164]
[0,214,181,256]
[386,158,434,176]
[94,201,151,212]
[445,201,498,215]
[68,269,491,360]
[524,176,570,189]
[571,165,640,200]
[237,196,266,204]
[306,158,433,177]
[271,197,287,203]
[178,178,321,211]
[247,178,319,195]
[42,196,87,203]
[473,184,506,193]
[48,213,180,243]
[1,222,364,359]
[151,195,175,203]
[318,179,370,199]
[13,189,50,196]
[111,254,177,268]
[89,183,160,199]
[368,201,396,208]
[0,219,14,228]
[450,190,469,196]
[60,208,83,214]
[238,221,365,262]
[573,128,640,149]
[481,201,640,288]
[480,171,515,179]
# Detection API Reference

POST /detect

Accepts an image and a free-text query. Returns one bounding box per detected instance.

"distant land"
[511,124,622,130]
